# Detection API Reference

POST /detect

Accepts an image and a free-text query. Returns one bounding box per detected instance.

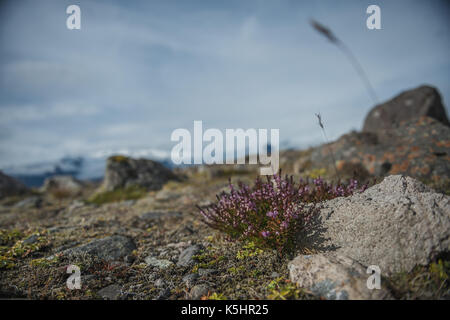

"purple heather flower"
[266,210,279,218]
[261,231,270,238]
[281,221,289,229]
[198,171,364,251]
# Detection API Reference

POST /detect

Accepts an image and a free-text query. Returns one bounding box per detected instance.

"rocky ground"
[0,173,300,300]
[0,85,449,300]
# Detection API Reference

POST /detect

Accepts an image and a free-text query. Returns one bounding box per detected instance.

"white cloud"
[0,102,101,123]
[0,0,448,168]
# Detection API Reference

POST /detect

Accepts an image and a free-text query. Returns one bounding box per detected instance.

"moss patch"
[88,186,148,205]
[387,259,450,299]
[110,155,130,163]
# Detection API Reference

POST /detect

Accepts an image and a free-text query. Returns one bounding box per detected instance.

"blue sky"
[0,0,449,168]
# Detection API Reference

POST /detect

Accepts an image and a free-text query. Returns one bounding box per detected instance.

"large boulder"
[41,175,84,196]
[299,175,450,275]
[307,116,450,184]
[362,85,449,134]
[100,155,178,192]
[290,86,450,188]
[0,171,28,199]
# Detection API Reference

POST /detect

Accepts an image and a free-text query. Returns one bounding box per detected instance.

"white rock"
[288,253,392,300]
[300,175,450,274]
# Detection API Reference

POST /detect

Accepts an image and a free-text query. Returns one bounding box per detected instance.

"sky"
[0,0,449,168]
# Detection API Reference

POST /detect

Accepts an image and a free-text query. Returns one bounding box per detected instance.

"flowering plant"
[198,172,367,252]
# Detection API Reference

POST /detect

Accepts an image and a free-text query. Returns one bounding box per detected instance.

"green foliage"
[387,259,450,299]
[30,255,59,268]
[266,277,304,300]
[227,265,245,275]
[192,252,225,273]
[213,167,255,178]
[88,186,147,204]
[208,292,227,300]
[306,168,327,179]
[236,241,264,260]
[0,229,23,246]
[429,259,449,281]
[192,250,209,263]
[0,230,49,270]
[110,155,129,163]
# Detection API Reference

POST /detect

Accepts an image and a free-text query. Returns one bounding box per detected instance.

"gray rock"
[270,272,280,278]
[155,189,182,201]
[62,235,136,262]
[140,211,182,221]
[23,234,39,244]
[41,175,83,196]
[0,171,28,199]
[123,255,136,264]
[177,245,203,267]
[67,200,84,213]
[155,288,171,300]
[47,226,74,234]
[97,284,122,300]
[14,196,42,209]
[363,85,449,134]
[288,253,392,300]
[81,274,97,282]
[53,241,79,252]
[303,175,450,274]
[100,156,178,192]
[188,284,210,300]
[154,278,166,288]
[182,273,199,288]
[121,200,136,207]
[197,268,218,277]
[144,256,173,269]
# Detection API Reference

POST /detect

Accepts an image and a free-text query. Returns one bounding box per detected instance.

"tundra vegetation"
[0,86,449,300]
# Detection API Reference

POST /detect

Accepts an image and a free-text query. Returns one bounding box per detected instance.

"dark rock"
[292,87,450,187]
[306,116,450,184]
[123,255,136,264]
[23,234,39,244]
[363,85,449,133]
[97,284,122,300]
[62,235,136,262]
[177,245,203,267]
[0,171,28,199]
[47,226,74,234]
[334,161,371,181]
[100,155,178,192]
[182,273,199,288]
[155,288,171,300]
[188,284,210,300]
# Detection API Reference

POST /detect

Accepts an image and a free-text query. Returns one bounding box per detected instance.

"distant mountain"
[2,143,278,188]
[2,149,174,188]
[2,156,101,187]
